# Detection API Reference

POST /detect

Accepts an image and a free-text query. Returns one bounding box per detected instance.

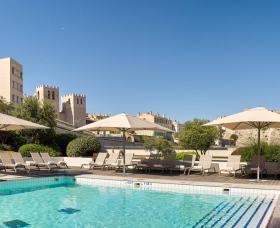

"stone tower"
[35,85,59,115]
[60,94,86,127]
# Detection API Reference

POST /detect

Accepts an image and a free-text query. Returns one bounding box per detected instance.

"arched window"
[47,90,50,99]
[52,91,55,100]
[80,98,83,104]
[77,98,79,104]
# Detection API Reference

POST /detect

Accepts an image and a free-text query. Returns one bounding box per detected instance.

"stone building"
[35,85,59,114]
[221,110,280,147]
[35,85,86,128]
[0,57,23,104]
[59,94,86,128]
[86,113,111,124]
[172,120,184,133]
[136,112,174,139]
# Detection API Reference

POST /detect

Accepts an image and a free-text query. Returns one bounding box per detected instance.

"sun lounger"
[30,152,56,170]
[219,155,241,176]
[10,151,39,171]
[188,154,213,175]
[265,162,280,178]
[115,153,135,171]
[81,152,107,170]
[246,155,266,177]
[136,159,152,172]
[40,153,68,169]
[183,155,196,175]
[104,151,120,169]
[0,152,27,172]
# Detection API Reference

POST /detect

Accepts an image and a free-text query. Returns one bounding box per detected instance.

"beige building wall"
[35,85,59,115]
[0,57,23,104]
[136,112,173,139]
[223,127,280,147]
[60,94,86,128]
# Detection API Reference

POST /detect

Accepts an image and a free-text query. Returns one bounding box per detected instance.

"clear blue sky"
[1,0,280,123]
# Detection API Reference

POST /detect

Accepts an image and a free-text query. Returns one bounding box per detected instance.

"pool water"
[0,177,274,228]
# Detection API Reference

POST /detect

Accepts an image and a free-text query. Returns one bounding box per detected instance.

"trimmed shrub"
[66,136,101,157]
[54,133,77,156]
[175,151,196,160]
[18,144,61,157]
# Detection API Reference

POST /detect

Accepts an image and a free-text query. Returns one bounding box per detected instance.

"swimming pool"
[0,176,277,227]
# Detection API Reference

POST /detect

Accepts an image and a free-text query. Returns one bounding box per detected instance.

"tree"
[230,134,238,145]
[217,126,225,146]
[15,97,57,144]
[0,98,14,114]
[143,136,175,159]
[178,119,218,155]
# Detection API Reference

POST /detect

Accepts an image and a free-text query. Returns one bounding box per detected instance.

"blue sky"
[1,0,280,122]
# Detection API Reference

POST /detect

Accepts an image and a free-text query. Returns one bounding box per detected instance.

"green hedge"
[232,142,280,162]
[66,136,101,157]
[18,144,61,157]
[175,151,196,160]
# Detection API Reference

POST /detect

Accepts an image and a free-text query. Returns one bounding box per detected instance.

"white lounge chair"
[183,155,196,175]
[104,151,120,169]
[219,155,241,176]
[40,153,68,169]
[80,152,107,170]
[10,151,39,171]
[30,152,56,170]
[0,152,27,172]
[115,153,134,170]
[188,154,213,175]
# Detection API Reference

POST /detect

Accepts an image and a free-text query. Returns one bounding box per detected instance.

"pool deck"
[2,167,280,190]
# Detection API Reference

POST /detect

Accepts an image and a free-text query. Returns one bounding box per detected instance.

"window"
[20,85,23,92]
[52,91,55,100]
[37,91,40,99]
[12,67,15,74]
[20,72,23,78]
[68,99,70,104]
[80,98,83,104]
[47,90,50,99]
[16,96,19,103]
[12,94,15,102]
[77,98,79,104]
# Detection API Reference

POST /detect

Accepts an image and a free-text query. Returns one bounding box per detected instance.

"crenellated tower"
[35,85,59,115]
[60,93,86,128]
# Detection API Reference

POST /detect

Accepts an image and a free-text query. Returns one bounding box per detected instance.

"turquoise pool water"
[0,177,274,228]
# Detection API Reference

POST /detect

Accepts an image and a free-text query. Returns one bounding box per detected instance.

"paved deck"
[2,167,280,189]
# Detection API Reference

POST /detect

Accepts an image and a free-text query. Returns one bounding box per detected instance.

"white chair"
[219,155,241,176]
[188,155,213,175]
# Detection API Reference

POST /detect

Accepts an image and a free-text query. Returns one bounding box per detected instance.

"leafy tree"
[54,133,77,156]
[143,136,175,159]
[230,134,238,145]
[0,98,14,114]
[15,97,57,144]
[178,119,218,155]
[217,126,225,146]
